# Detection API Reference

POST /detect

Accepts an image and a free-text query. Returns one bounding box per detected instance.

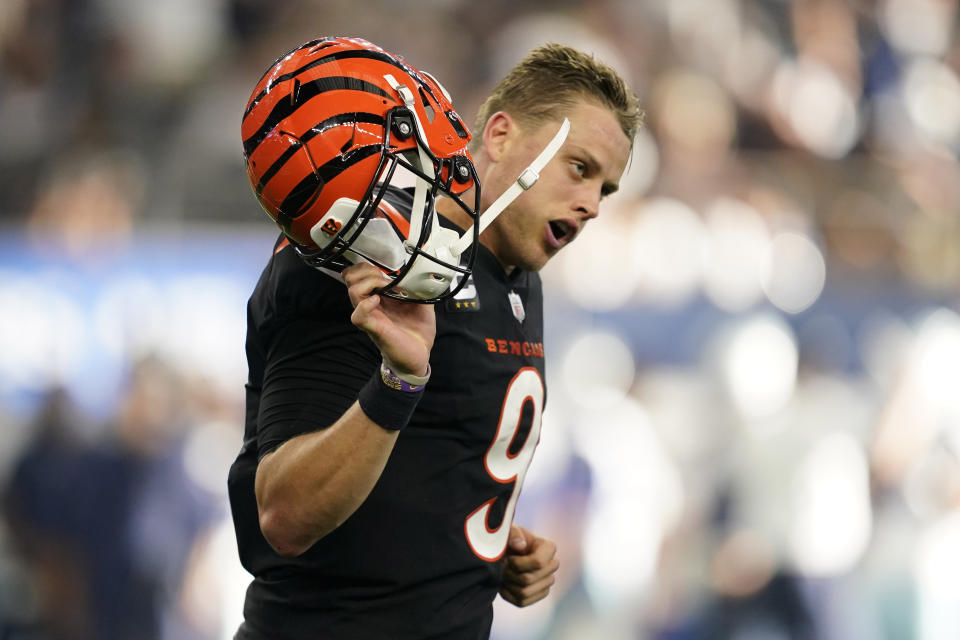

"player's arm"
[255,263,435,557]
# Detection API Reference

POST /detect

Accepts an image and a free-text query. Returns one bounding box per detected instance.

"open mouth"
[549,220,572,243]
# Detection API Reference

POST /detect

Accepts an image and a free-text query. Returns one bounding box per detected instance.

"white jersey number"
[464,367,544,561]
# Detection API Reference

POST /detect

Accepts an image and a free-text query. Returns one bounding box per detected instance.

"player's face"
[481,99,631,272]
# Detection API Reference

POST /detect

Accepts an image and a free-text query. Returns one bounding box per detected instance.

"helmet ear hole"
[418,87,436,123]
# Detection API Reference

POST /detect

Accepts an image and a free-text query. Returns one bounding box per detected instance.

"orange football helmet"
[241,36,480,301]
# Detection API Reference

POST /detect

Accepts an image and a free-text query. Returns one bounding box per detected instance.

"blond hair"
[472,43,643,149]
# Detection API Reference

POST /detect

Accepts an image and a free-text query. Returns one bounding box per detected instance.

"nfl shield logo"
[507,290,525,323]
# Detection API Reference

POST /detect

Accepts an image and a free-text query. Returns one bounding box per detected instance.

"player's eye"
[571,161,586,177]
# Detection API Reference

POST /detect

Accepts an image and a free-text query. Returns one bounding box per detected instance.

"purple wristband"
[379,364,429,393]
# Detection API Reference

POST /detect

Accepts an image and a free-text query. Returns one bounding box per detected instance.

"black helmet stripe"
[242,76,390,157]
[255,112,385,194]
[249,38,333,92]
[243,48,436,121]
[275,143,381,228]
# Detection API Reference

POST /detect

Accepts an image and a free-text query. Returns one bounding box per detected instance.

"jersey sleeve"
[256,315,379,458]
[251,243,381,459]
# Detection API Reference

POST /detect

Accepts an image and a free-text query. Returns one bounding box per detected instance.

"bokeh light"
[700,197,769,312]
[558,217,640,311]
[653,70,737,156]
[772,57,860,158]
[717,314,799,420]
[560,331,635,408]
[0,272,85,393]
[789,431,872,576]
[915,511,960,640]
[630,198,705,307]
[911,308,960,412]
[881,0,955,57]
[761,232,827,314]
[902,58,960,145]
[574,399,683,614]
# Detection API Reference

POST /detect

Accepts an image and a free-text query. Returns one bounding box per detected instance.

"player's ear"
[481,111,515,163]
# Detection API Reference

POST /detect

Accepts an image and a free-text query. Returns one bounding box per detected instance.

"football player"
[229,36,641,639]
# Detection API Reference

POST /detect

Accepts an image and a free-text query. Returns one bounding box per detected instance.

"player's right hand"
[344,263,436,378]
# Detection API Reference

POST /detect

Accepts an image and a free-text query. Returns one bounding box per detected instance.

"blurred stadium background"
[2,0,960,638]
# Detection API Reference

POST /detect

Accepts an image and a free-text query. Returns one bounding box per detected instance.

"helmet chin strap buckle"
[517,168,539,191]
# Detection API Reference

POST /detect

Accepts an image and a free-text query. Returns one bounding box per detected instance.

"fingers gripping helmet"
[241,37,481,302]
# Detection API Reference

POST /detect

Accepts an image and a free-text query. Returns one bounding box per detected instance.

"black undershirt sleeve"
[256,315,380,459]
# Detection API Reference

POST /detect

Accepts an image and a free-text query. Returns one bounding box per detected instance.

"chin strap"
[450,117,570,257]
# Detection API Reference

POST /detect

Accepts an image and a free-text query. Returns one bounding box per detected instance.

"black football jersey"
[228,188,546,640]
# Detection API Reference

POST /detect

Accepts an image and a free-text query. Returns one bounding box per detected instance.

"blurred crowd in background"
[1,0,959,638]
